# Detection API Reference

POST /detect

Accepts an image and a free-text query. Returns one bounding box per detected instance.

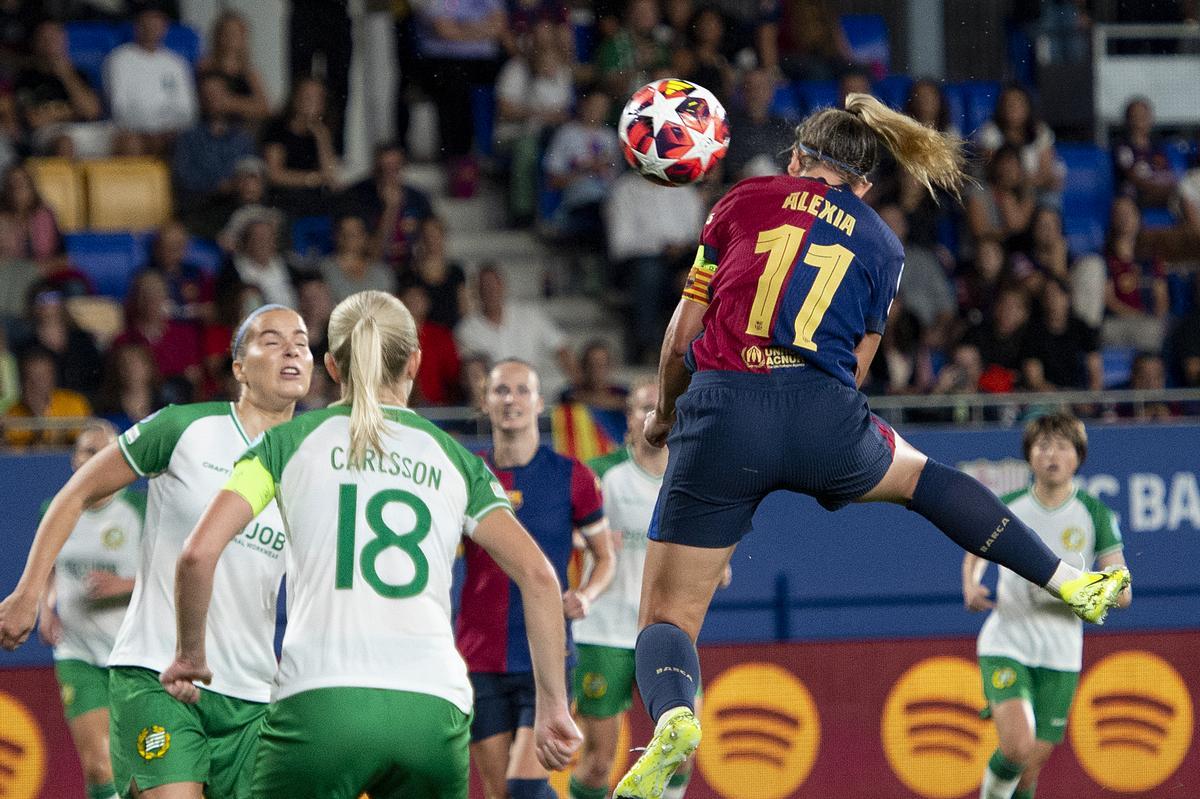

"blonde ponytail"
[327,290,420,468]
[844,92,968,199]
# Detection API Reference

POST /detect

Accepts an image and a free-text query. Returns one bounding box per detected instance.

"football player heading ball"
[619,79,730,187]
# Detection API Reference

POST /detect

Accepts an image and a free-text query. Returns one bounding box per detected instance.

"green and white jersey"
[51,490,144,666]
[111,402,289,703]
[574,448,661,650]
[227,405,510,712]
[978,487,1123,671]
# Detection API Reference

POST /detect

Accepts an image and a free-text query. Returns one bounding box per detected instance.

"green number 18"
[335,484,431,598]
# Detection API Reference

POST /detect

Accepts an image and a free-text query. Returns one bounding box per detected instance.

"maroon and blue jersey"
[683,174,905,389]
[456,445,604,674]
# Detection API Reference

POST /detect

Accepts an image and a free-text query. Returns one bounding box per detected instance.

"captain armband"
[682,244,719,306]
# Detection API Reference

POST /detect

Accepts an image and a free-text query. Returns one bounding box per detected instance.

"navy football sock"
[635,622,699,722]
[908,460,1059,587]
[507,778,556,798]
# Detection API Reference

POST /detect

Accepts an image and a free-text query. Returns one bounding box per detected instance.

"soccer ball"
[618,78,731,187]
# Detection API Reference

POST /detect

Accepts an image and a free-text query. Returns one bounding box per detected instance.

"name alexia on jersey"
[328,445,444,489]
[781,190,858,236]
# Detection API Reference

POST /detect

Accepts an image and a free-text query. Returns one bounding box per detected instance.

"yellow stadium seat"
[66,295,125,349]
[26,157,86,232]
[83,157,172,231]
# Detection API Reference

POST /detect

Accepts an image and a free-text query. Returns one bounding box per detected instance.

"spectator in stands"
[495,20,574,225]
[543,92,621,248]
[195,11,272,124]
[219,209,299,308]
[172,72,257,220]
[216,156,280,250]
[1102,195,1168,352]
[723,68,792,182]
[964,286,1031,393]
[932,341,984,395]
[3,344,91,447]
[18,283,101,397]
[1119,353,1177,420]
[838,67,873,104]
[399,283,461,406]
[103,5,198,155]
[777,0,846,80]
[708,0,782,74]
[0,325,17,413]
[398,215,467,330]
[112,270,204,392]
[317,214,396,304]
[596,0,672,97]
[974,84,1063,198]
[559,340,628,411]
[341,142,432,271]
[145,220,214,322]
[1010,206,1072,296]
[261,76,342,216]
[412,0,507,195]
[93,340,162,432]
[0,213,41,322]
[965,145,1036,256]
[0,163,61,262]
[14,20,103,152]
[1112,96,1177,208]
[673,6,732,99]
[604,166,704,363]
[865,295,934,396]
[879,205,956,350]
[1173,163,1200,236]
[506,0,573,55]
[460,352,492,413]
[1020,277,1103,391]
[455,263,576,397]
[296,273,333,365]
[906,79,961,138]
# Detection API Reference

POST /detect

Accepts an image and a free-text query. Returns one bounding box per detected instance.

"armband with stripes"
[682,244,718,306]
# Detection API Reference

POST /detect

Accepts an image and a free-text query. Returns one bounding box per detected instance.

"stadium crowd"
[0,0,1198,449]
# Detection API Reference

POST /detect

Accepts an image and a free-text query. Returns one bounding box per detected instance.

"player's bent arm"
[0,443,136,649]
[657,298,705,421]
[575,522,616,604]
[1097,551,1132,608]
[472,508,570,705]
[853,332,883,388]
[961,552,994,612]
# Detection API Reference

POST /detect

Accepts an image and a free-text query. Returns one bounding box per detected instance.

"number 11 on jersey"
[746,223,856,351]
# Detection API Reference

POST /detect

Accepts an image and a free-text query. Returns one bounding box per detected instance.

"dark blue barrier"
[4,424,1199,669]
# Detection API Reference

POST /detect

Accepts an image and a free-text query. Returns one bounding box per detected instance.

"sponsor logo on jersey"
[582,672,608,699]
[136,725,171,760]
[742,346,765,369]
[991,667,1017,690]
[1061,526,1084,551]
[742,346,807,371]
[102,527,125,550]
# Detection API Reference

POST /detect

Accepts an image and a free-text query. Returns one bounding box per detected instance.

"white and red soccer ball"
[619,79,731,187]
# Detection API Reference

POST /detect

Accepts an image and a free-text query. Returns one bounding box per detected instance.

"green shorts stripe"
[54,659,110,720]
[108,666,267,799]
[979,656,1080,744]
[252,687,470,799]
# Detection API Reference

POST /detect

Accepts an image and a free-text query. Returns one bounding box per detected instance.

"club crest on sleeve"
[991,667,1017,690]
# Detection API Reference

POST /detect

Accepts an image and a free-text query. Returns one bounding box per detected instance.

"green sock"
[87,783,118,799]
[568,775,608,799]
[663,769,691,799]
[1014,786,1036,799]
[988,749,1024,781]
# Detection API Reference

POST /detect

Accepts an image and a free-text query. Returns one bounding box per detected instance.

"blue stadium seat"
[186,238,223,274]
[1102,346,1136,388]
[794,80,838,114]
[873,74,912,110]
[1141,207,1174,229]
[941,82,966,136]
[65,22,121,90]
[1168,272,1196,317]
[769,83,801,122]
[291,216,334,258]
[64,231,148,298]
[113,22,203,65]
[960,80,1000,136]
[1058,143,1113,256]
[471,85,496,158]
[840,14,890,76]
[1165,139,1192,175]
[572,19,596,64]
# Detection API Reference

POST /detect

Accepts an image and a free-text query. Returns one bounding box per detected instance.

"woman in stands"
[0,163,62,262]
[197,11,271,124]
[612,94,1130,799]
[0,304,312,799]
[159,291,580,798]
[38,419,142,799]
[974,84,1062,197]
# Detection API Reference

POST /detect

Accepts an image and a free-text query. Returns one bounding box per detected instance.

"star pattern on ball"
[643,88,689,136]
[631,138,678,183]
[679,119,727,172]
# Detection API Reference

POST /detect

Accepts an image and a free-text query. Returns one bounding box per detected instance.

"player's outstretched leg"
[863,439,1129,624]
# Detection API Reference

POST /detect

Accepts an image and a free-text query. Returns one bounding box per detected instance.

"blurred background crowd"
[0,0,1199,452]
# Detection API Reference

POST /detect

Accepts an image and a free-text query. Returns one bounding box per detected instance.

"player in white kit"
[38,420,143,799]
[963,412,1131,799]
[0,304,313,799]
[159,290,581,799]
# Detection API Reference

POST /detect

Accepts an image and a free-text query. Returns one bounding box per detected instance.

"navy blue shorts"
[469,672,535,741]
[649,368,896,549]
